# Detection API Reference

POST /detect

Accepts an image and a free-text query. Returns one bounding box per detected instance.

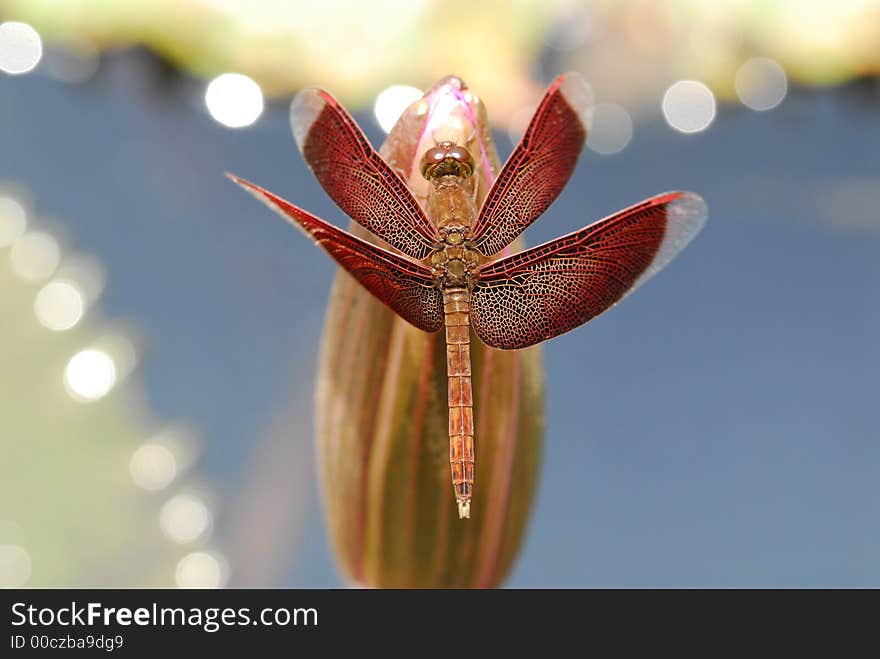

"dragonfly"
[229,72,707,520]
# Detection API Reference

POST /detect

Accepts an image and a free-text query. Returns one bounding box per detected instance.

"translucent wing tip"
[667,191,709,243]
[633,191,708,290]
[289,87,328,155]
[557,71,595,132]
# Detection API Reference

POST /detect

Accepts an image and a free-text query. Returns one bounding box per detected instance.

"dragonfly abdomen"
[444,286,475,519]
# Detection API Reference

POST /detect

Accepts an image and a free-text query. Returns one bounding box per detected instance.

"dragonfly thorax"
[422,142,480,288]
[429,224,479,288]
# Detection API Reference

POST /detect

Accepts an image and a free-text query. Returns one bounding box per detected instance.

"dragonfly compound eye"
[420,144,475,180]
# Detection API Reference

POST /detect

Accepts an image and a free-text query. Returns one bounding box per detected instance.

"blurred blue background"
[1,4,879,587]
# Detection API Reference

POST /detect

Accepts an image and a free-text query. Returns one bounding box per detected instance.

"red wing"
[290,88,439,260]
[471,192,707,349]
[470,72,592,257]
[229,175,443,332]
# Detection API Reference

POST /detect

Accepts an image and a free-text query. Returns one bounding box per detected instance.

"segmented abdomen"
[444,287,475,519]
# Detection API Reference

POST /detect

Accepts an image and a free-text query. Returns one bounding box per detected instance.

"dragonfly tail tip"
[457,501,470,519]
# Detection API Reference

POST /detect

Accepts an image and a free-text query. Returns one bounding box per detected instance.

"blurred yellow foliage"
[2,0,878,120]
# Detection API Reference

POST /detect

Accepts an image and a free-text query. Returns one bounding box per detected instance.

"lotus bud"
[315,76,545,588]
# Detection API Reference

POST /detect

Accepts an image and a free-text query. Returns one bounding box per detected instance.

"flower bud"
[315,77,545,588]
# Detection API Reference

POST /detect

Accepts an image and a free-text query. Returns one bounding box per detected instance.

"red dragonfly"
[229,73,707,520]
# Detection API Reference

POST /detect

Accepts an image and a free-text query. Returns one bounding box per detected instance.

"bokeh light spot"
[130,443,178,491]
[0,196,27,247]
[587,103,633,155]
[54,254,105,305]
[205,73,264,128]
[0,22,42,75]
[507,103,538,146]
[64,349,117,401]
[10,231,60,282]
[175,551,227,588]
[160,494,212,544]
[34,280,85,331]
[374,85,422,133]
[661,80,716,134]
[735,57,788,111]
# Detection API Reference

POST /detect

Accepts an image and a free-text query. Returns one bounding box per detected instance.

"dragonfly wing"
[229,175,443,332]
[471,192,707,349]
[290,88,439,260]
[470,73,592,257]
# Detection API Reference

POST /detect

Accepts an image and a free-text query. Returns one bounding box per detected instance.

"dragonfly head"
[420,142,475,181]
